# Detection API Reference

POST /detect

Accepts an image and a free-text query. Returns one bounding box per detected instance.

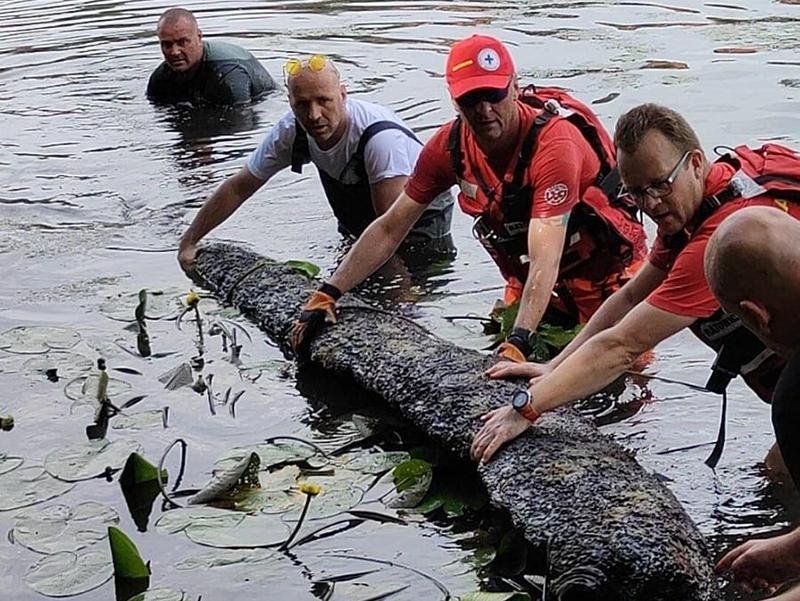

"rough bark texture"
[193,243,720,601]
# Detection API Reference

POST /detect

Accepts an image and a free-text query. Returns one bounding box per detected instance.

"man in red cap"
[290,34,646,359]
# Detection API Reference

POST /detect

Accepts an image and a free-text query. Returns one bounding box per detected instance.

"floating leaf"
[458,593,531,601]
[24,550,113,597]
[155,507,238,536]
[0,326,81,354]
[278,477,364,521]
[22,352,93,381]
[45,439,143,482]
[157,363,194,391]
[100,289,182,322]
[185,513,290,548]
[11,502,119,554]
[284,260,321,279]
[472,547,497,568]
[216,441,318,471]
[389,459,433,509]
[112,410,167,431]
[65,374,132,405]
[0,452,23,475]
[0,466,75,511]
[127,589,186,601]
[189,452,260,506]
[120,453,167,532]
[340,452,410,475]
[174,548,276,570]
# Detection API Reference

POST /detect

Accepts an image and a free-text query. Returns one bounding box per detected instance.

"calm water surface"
[1,1,800,599]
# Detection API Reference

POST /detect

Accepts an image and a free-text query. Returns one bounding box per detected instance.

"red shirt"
[647,162,800,318]
[405,101,602,220]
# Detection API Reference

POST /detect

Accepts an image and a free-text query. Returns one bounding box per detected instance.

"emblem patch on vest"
[544,183,569,206]
[458,178,478,199]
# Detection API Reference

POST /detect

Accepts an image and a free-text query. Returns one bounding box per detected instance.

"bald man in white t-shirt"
[178,57,453,271]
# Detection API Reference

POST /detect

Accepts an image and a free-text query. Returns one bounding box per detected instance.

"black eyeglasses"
[621,150,692,204]
[456,85,510,109]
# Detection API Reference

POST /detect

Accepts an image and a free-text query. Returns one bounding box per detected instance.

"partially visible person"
[471,103,799,467]
[178,55,453,271]
[289,34,646,360]
[706,206,800,595]
[147,7,276,107]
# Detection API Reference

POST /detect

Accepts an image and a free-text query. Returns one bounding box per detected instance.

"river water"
[1,1,799,600]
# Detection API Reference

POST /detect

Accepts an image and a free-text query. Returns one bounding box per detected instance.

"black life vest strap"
[290,119,310,174]
[349,120,421,181]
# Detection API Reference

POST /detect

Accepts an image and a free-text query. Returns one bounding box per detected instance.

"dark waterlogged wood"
[193,243,721,601]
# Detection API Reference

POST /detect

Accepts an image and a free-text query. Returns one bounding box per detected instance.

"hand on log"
[178,242,199,274]
[471,405,532,464]
[289,286,340,353]
[485,359,552,382]
[716,528,800,594]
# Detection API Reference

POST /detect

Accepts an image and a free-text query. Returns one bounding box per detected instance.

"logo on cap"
[477,48,501,72]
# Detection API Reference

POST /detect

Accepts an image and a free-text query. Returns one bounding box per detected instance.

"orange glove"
[289,284,341,352]
[496,341,526,363]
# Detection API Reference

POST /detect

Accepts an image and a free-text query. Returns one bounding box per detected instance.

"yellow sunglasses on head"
[284,54,329,77]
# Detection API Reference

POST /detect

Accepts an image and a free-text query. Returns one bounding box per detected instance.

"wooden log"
[193,243,720,600]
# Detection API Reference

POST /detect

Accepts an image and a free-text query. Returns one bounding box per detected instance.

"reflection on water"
[1,0,800,599]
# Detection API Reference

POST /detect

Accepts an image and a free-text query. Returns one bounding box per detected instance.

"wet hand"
[485,360,551,381]
[289,289,339,353]
[178,242,198,273]
[715,529,800,592]
[470,406,531,465]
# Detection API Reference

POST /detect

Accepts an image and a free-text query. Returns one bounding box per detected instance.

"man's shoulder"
[204,40,256,62]
[146,62,175,98]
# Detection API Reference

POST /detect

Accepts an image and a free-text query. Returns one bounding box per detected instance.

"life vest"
[291,120,452,239]
[676,143,800,397]
[448,86,644,313]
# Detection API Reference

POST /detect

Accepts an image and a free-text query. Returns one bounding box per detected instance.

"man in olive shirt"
[147,8,275,107]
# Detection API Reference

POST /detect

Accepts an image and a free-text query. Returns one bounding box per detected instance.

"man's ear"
[739,299,771,333]
[197,28,203,42]
[340,84,347,100]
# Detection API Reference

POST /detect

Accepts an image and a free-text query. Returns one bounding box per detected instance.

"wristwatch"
[511,388,541,423]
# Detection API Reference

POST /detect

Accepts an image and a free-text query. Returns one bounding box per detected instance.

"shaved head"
[157,7,198,31]
[156,7,203,73]
[705,206,800,353]
[287,59,347,148]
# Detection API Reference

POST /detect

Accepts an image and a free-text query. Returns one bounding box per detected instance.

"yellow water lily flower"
[185,290,200,308]
[299,482,322,496]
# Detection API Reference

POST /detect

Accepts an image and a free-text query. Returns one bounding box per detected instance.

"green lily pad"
[65,373,132,405]
[174,548,276,570]
[216,441,319,471]
[44,439,144,482]
[185,513,290,548]
[0,453,23,475]
[284,260,321,279]
[99,289,183,322]
[339,451,410,475]
[0,326,81,355]
[108,526,149,579]
[189,452,260,506]
[22,352,93,380]
[24,549,113,597]
[389,459,433,509]
[275,475,365,521]
[0,466,75,511]
[127,589,187,601]
[112,410,166,431]
[11,501,119,554]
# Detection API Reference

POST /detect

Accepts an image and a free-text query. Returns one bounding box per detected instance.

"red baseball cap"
[445,34,515,99]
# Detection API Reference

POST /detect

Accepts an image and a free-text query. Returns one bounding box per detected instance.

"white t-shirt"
[247,98,421,185]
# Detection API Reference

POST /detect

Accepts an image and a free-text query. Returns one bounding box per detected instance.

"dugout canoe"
[192,243,720,601]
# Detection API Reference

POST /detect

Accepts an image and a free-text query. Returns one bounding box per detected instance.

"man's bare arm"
[369,175,407,216]
[178,166,265,270]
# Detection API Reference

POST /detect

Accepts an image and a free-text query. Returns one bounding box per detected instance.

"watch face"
[511,389,530,411]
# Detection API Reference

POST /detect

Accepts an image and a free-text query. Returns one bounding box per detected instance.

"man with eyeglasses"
[471,103,796,466]
[289,34,647,359]
[177,54,454,271]
[147,8,276,107]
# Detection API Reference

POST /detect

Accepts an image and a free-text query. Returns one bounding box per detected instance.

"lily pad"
[100,289,183,322]
[0,466,75,511]
[216,441,319,471]
[284,260,321,279]
[22,352,93,381]
[44,439,144,482]
[0,453,23,475]
[276,475,365,521]
[339,451,410,475]
[128,589,187,601]
[185,513,291,548]
[155,507,241,535]
[388,459,433,509]
[112,410,167,431]
[65,373,132,405]
[458,593,531,601]
[24,549,113,597]
[10,501,119,554]
[0,326,81,355]
[174,548,276,570]
[189,452,260,506]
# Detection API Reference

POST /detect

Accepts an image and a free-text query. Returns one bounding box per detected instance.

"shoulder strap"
[511,110,554,189]
[290,119,310,174]
[355,120,421,158]
[447,117,464,180]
